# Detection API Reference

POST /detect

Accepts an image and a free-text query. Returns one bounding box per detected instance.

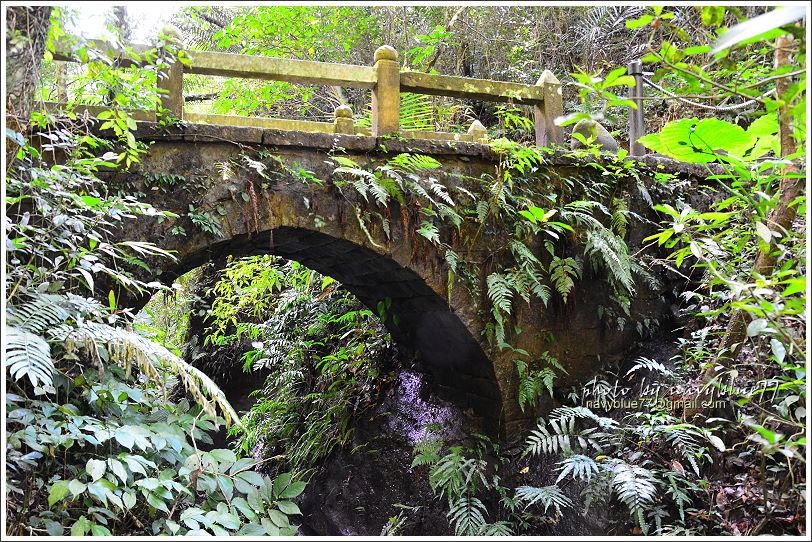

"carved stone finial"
[334,105,354,119]
[467,120,486,134]
[536,69,561,87]
[374,45,398,63]
[467,120,487,143]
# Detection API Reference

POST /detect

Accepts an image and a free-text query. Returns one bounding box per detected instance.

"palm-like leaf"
[514,485,573,515]
[5,327,55,388]
[50,321,241,427]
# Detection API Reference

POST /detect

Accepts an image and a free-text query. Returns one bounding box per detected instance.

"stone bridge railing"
[47,33,564,147]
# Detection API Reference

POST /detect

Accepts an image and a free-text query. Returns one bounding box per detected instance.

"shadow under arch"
[169,226,504,436]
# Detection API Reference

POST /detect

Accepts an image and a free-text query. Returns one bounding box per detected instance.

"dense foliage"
[5,10,304,536]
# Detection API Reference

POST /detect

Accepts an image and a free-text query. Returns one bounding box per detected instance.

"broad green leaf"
[278,481,306,499]
[626,14,654,29]
[90,523,112,535]
[86,458,106,481]
[754,221,773,244]
[48,480,71,507]
[269,509,290,527]
[272,472,292,498]
[238,523,268,535]
[108,459,128,484]
[706,434,726,451]
[234,476,255,494]
[745,422,783,445]
[114,427,135,449]
[209,448,237,464]
[276,500,301,515]
[146,491,170,514]
[781,279,806,297]
[70,516,91,536]
[229,457,257,475]
[207,508,240,530]
[231,497,259,521]
[684,45,711,55]
[746,318,770,337]
[237,470,265,487]
[122,490,137,510]
[44,520,64,536]
[639,118,756,163]
[68,479,87,497]
[770,338,787,364]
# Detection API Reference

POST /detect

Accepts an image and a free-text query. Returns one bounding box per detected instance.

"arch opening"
[160,226,503,435]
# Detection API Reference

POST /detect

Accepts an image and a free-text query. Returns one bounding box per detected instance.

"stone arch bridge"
[95,121,710,438]
[45,41,714,436]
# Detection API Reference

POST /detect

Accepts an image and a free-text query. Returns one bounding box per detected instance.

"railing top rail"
[184,50,378,89]
[50,40,551,104]
[401,71,545,105]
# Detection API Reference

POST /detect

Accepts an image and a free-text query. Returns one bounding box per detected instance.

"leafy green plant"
[187,204,223,237]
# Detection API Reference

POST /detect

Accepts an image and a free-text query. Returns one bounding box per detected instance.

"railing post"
[372,45,400,137]
[157,26,184,120]
[467,120,487,143]
[534,70,564,148]
[628,60,645,156]
[333,105,355,134]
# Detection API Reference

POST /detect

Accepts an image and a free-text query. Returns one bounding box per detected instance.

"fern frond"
[549,257,581,303]
[405,178,433,203]
[549,405,618,429]
[7,294,72,334]
[607,458,657,533]
[354,208,384,249]
[625,356,674,379]
[581,469,612,514]
[510,240,543,269]
[5,327,55,388]
[368,176,393,207]
[585,229,635,296]
[426,177,455,206]
[526,267,551,305]
[657,424,706,475]
[429,448,488,501]
[411,434,443,468]
[475,200,490,223]
[417,221,440,244]
[517,366,558,412]
[447,496,487,536]
[388,152,442,172]
[661,469,694,522]
[436,203,462,229]
[478,521,514,536]
[514,485,573,515]
[524,410,611,457]
[556,454,600,483]
[523,418,574,456]
[486,273,513,315]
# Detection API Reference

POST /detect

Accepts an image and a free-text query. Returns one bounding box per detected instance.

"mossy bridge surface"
[48,41,715,437]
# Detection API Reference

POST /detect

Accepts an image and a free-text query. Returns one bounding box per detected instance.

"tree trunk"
[684,34,803,420]
[5,6,51,164]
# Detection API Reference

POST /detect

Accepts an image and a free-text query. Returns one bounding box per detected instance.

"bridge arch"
[164,225,503,435]
[105,125,696,437]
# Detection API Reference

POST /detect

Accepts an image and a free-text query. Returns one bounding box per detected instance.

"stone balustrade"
[47,33,564,147]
